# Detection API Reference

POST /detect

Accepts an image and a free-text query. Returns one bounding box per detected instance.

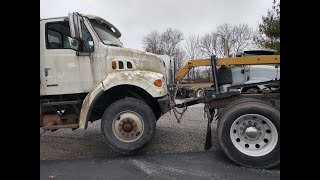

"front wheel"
[101,98,156,154]
[217,98,280,168]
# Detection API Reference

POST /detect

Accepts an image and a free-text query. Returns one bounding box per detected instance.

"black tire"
[217,98,280,168]
[176,87,186,98]
[101,97,156,154]
[182,87,188,98]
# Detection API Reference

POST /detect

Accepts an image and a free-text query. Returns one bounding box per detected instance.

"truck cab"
[230,49,280,93]
[40,13,169,153]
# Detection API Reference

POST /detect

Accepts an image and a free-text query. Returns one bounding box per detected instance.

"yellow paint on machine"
[175,55,280,80]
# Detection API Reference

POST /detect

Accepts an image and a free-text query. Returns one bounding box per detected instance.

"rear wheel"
[217,98,280,168]
[101,98,156,154]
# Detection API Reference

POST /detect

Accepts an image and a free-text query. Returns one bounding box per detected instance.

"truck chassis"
[169,55,280,168]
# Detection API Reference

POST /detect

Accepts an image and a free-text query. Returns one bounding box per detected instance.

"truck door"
[40,19,95,95]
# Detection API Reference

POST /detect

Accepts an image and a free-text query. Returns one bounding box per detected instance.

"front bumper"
[157,95,170,115]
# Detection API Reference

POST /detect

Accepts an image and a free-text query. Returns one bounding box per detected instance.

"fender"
[78,70,166,129]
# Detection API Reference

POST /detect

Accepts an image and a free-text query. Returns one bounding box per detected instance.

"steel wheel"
[112,111,144,143]
[101,98,156,154]
[218,98,280,168]
[230,114,278,157]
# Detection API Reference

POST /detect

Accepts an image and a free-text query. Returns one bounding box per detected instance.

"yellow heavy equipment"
[175,55,280,81]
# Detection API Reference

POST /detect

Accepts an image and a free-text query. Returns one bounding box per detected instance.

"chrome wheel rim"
[230,114,278,156]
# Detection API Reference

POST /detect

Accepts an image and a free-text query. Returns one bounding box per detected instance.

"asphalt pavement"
[41,151,279,180]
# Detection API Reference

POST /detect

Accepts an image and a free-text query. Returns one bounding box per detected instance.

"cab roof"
[40,14,121,38]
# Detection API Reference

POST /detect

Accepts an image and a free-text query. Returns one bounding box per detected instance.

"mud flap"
[204,108,215,150]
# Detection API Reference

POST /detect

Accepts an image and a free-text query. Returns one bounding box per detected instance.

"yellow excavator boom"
[175,55,280,81]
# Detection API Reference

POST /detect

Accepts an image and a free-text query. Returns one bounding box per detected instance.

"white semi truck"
[231,49,280,93]
[40,12,280,169]
[40,12,170,153]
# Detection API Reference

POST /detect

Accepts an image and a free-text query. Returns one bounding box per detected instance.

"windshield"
[243,50,275,56]
[89,19,123,47]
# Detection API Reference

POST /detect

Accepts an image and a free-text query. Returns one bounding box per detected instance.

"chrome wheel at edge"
[230,114,278,157]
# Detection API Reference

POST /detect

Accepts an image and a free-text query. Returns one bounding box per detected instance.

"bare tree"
[183,35,202,83]
[216,23,253,57]
[142,23,256,84]
[184,35,201,59]
[199,32,221,81]
[142,31,163,54]
[200,31,220,57]
[231,24,253,53]
[142,28,184,83]
[142,28,184,56]
[216,23,233,57]
[161,28,184,56]
[173,47,187,72]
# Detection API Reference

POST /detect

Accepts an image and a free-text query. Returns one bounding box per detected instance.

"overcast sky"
[41,0,276,50]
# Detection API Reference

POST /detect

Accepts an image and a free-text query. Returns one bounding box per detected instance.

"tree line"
[141,0,280,83]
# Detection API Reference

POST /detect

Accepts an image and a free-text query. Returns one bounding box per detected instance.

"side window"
[47,30,62,45]
[46,21,77,50]
[47,29,63,49]
[45,20,94,52]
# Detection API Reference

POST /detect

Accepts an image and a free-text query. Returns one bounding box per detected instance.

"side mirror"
[68,12,82,43]
[71,38,79,46]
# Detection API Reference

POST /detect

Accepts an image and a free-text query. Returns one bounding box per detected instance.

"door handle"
[44,68,51,77]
